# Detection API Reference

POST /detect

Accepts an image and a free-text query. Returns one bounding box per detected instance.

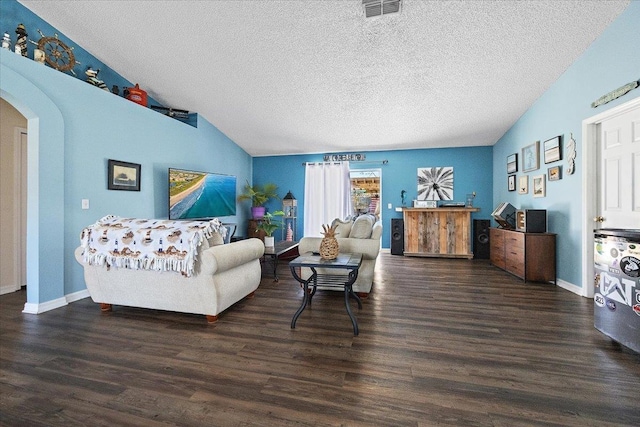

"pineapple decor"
[319,223,339,260]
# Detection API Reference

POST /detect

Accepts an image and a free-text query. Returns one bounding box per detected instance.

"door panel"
[599,106,640,228]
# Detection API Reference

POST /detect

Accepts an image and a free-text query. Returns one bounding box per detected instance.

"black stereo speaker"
[473,219,490,259]
[391,218,404,256]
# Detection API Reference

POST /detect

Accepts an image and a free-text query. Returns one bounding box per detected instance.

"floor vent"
[363,0,401,18]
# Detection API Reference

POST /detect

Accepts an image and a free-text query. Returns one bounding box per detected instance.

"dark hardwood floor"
[1,254,638,426]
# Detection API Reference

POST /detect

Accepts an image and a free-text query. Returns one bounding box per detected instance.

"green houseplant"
[256,210,284,246]
[237,181,279,219]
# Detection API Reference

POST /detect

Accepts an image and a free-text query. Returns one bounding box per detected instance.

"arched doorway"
[1,62,66,313]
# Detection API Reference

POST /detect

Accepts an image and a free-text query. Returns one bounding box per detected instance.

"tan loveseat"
[75,218,264,323]
[298,215,382,295]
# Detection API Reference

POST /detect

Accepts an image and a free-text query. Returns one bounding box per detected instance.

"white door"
[597,106,640,229]
[581,96,640,298]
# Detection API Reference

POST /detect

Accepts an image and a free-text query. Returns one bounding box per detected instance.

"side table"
[263,240,299,281]
[289,252,363,335]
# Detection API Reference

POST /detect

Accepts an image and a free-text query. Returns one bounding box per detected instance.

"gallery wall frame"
[544,135,562,163]
[508,174,516,191]
[507,153,518,174]
[108,159,141,191]
[518,175,528,194]
[522,141,540,172]
[548,165,562,181]
[533,174,546,198]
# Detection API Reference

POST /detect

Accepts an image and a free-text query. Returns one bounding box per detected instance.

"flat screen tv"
[169,168,236,220]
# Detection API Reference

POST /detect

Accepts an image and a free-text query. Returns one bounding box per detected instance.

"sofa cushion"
[331,218,352,239]
[349,214,375,239]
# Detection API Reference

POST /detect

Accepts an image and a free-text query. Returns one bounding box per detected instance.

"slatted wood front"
[403,207,479,258]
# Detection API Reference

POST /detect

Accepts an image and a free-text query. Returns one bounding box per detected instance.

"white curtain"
[303,162,352,237]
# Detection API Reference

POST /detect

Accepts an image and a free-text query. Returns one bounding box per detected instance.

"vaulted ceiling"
[19,0,630,157]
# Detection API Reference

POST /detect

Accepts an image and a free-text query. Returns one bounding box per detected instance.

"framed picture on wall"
[518,175,528,194]
[544,136,562,163]
[522,141,540,172]
[507,153,518,174]
[108,159,141,191]
[508,174,516,191]
[533,174,546,198]
[548,165,562,181]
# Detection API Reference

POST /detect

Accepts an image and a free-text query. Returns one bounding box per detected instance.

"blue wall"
[1,2,253,305]
[254,146,494,248]
[492,2,640,289]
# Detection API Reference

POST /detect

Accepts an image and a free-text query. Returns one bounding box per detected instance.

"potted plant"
[256,210,284,247]
[237,181,279,219]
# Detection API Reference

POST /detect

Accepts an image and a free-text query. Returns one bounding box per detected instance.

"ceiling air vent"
[363,0,401,18]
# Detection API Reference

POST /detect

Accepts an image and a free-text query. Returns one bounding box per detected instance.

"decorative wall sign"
[548,166,562,181]
[323,153,366,162]
[533,174,546,198]
[507,153,518,174]
[108,159,141,191]
[417,167,453,201]
[522,141,540,172]
[518,175,528,194]
[543,136,561,163]
[566,132,576,175]
[508,174,516,191]
[591,79,639,108]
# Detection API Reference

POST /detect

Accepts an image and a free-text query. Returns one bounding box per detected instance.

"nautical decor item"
[319,224,339,260]
[14,24,27,57]
[32,29,79,75]
[124,83,148,107]
[566,132,576,175]
[85,67,109,91]
[2,32,11,50]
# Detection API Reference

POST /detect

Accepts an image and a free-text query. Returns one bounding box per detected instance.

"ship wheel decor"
[34,29,80,76]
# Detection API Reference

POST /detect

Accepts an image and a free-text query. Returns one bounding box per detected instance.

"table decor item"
[255,210,284,247]
[319,224,339,260]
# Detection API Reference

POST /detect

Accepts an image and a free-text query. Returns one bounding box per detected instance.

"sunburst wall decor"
[417,167,453,201]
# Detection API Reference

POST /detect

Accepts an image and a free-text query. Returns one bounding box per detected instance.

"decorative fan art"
[417,167,454,201]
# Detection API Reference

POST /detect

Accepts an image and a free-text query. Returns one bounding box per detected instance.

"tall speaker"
[473,219,490,259]
[391,218,404,256]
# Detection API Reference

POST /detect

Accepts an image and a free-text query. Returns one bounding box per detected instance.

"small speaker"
[391,218,404,256]
[473,219,490,259]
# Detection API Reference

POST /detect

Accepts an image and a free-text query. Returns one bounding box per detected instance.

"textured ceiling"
[19,0,629,157]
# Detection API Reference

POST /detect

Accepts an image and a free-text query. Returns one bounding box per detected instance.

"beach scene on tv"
[169,169,236,220]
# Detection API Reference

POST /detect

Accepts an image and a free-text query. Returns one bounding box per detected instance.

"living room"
[1,0,638,313]
[1,1,639,424]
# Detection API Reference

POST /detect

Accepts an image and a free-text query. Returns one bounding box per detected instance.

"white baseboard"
[556,279,587,297]
[0,285,21,295]
[23,296,67,314]
[21,289,91,314]
[66,289,90,303]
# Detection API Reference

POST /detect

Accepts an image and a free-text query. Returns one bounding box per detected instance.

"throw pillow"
[349,215,374,239]
[331,218,352,238]
[208,231,225,246]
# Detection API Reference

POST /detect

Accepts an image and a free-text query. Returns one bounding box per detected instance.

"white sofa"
[298,215,382,295]
[75,231,265,323]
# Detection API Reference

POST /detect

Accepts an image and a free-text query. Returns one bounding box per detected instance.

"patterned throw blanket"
[80,215,227,277]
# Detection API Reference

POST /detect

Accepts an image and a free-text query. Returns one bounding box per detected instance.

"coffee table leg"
[344,285,359,336]
[291,274,314,329]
